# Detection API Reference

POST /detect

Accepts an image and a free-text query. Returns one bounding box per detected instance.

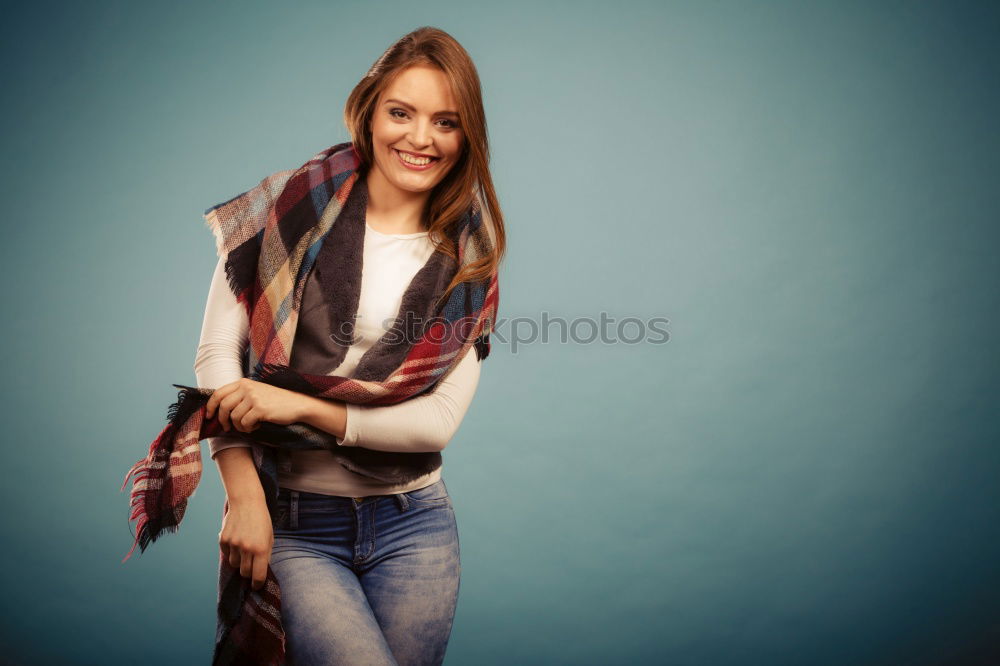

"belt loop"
[290,490,299,529]
[394,491,409,512]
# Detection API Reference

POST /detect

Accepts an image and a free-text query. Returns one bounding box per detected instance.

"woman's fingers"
[239,549,254,581]
[239,408,262,433]
[206,380,272,432]
[217,390,246,431]
[220,539,261,587]
[216,483,272,590]
[229,400,254,433]
[252,552,269,591]
[233,546,269,591]
[205,381,238,419]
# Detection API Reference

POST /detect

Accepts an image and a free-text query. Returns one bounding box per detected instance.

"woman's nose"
[407,119,432,148]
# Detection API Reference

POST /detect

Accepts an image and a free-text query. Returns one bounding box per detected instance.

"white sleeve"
[336,348,483,453]
[194,256,254,460]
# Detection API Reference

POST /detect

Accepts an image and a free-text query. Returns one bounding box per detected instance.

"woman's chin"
[390,171,440,194]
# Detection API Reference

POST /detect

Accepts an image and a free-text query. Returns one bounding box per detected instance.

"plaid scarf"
[120,141,499,665]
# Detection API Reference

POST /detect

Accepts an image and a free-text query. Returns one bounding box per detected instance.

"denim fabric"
[270,478,461,665]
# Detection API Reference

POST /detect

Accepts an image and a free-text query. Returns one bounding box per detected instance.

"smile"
[394,148,439,171]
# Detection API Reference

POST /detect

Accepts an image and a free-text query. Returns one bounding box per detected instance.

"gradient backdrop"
[2,1,998,664]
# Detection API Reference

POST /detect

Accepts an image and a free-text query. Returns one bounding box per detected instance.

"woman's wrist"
[297,394,348,439]
[228,489,267,506]
[214,447,267,505]
[295,393,321,424]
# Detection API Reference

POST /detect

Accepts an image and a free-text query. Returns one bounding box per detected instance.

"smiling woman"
[343,31,505,300]
[365,64,467,234]
[181,25,508,666]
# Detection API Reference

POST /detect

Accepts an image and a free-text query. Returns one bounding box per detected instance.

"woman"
[195,27,505,665]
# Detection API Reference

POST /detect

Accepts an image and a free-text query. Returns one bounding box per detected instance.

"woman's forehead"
[379,66,458,114]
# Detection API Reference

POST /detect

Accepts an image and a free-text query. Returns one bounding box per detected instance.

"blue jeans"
[270,478,461,666]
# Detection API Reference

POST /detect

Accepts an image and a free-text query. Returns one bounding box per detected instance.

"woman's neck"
[364,166,431,235]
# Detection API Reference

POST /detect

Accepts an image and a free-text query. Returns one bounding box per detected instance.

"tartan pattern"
[120,142,498,665]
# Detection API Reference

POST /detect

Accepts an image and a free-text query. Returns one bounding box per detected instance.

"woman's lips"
[394,148,438,171]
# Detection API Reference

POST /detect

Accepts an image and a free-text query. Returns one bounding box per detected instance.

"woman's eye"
[388,108,457,129]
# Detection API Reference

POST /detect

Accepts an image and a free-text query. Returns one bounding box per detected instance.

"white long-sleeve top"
[194,220,482,497]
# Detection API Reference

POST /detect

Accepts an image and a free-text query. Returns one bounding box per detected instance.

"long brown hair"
[344,26,506,304]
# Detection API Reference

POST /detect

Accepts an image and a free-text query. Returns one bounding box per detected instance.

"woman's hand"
[205,378,306,433]
[218,495,274,591]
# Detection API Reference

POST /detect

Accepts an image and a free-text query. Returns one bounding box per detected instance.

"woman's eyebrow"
[384,98,459,117]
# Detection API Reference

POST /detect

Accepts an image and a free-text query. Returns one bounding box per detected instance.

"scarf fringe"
[120,384,203,563]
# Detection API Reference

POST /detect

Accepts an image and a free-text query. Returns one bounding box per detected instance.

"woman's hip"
[271,478,459,566]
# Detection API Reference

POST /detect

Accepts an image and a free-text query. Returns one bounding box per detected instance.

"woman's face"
[369,64,465,194]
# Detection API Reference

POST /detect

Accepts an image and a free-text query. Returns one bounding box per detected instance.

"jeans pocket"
[403,479,451,506]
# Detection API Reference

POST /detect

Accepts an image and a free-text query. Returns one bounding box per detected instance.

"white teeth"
[397,150,432,166]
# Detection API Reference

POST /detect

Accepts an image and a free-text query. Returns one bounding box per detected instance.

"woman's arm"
[196,257,272,592]
[195,256,357,450]
[194,256,268,506]
[197,255,484,456]
[195,256,255,460]
[298,347,482,453]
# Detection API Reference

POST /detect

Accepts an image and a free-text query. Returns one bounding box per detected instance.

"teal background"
[2,0,998,664]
